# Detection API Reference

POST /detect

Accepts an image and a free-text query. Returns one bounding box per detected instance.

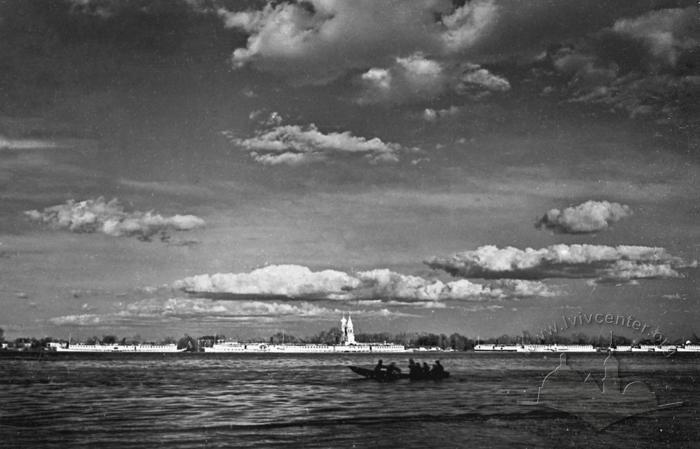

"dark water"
[1,352,698,448]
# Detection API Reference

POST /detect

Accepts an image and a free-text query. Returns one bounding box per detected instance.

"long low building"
[474,343,700,353]
[204,315,409,353]
[204,341,408,353]
[474,344,597,353]
[47,342,184,353]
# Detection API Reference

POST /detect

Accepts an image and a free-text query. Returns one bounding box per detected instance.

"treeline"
[2,327,698,352]
[262,328,700,349]
[0,330,195,351]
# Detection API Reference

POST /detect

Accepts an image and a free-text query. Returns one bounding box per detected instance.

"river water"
[1,352,698,448]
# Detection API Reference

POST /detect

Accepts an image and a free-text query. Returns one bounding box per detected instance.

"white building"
[341,314,356,345]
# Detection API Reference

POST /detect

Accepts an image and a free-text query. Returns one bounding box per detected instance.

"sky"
[0,0,698,342]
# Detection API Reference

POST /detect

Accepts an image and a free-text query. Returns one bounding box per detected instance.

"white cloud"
[612,7,698,67]
[661,293,685,300]
[119,297,334,319]
[49,313,102,326]
[354,269,554,301]
[173,264,361,298]
[440,0,499,51]
[175,265,556,301]
[0,135,59,150]
[536,200,631,234]
[215,1,506,102]
[361,68,392,90]
[458,64,511,92]
[217,0,497,85]
[423,106,461,121]
[228,120,410,165]
[25,197,205,241]
[426,244,696,283]
[48,297,343,326]
[359,57,509,104]
[358,53,448,104]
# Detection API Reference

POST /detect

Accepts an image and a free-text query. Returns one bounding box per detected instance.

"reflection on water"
[0,353,697,448]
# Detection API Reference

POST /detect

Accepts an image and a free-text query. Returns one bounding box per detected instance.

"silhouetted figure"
[408,359,418,377]
[422,362,431,375]
[432,360,444,376]
[374,359,384,374]
[386,362,401,375]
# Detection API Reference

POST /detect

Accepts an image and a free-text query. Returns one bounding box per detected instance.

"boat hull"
[348,366,450,381]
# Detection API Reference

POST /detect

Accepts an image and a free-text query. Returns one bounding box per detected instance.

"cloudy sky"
[1,0,698,342]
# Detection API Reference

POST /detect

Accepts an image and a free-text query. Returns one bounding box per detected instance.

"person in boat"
[374,359,384,374]
[422,362,431,375]
[431,360,445,376]
[408,358,417,375]
[386,362,401,375]
[409,359,422,378]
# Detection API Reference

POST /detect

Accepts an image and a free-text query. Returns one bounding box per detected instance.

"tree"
[307,327,343,345]
[269,332,299,344]
[162,336,177,345]
[0,327,4,342]
[102,335,117,344]
[177,335,197,351]
[448,333,470,351]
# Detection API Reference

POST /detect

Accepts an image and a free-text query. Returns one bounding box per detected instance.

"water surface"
[1,353,697,448]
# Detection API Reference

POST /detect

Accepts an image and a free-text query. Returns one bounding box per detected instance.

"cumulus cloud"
[174,265,556,301]
[213,0,508,103]
[440,0,499,51]
[359,57,510,104]
[535,7,699,126]
[226,116,411,165]
[611,7,698,68]
[25,197,205,241]
[48,297,343,326]
[423,106,461,121]
[358,53,448,104]
[426,244,696,283]
[173,265,361,298]
[536,200,631,234]
[457,64,511,93]
[354,269,556,301]
[217,0,497,85]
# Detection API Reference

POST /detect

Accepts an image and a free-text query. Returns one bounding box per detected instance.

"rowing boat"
[348,366,450,381]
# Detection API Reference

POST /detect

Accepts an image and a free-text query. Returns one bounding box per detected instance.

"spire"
[346,313,355,345]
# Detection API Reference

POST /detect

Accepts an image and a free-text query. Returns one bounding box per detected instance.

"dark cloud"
[525,6,699,131]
